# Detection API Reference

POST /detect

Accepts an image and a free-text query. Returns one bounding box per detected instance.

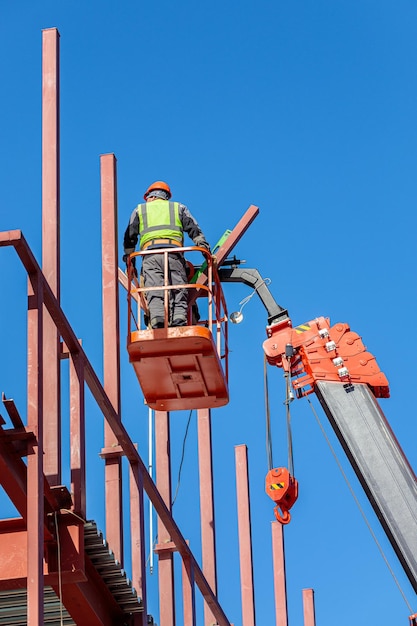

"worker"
[123,180,210,329]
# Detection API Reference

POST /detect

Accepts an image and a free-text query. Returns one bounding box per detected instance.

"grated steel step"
[0,520,143,624]
[0,587,76,625]
[83,520,143,615]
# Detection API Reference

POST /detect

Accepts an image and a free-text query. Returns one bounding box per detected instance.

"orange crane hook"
[265,467,299,525]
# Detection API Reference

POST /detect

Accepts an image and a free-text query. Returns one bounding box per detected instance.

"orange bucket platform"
[128,325,229,412]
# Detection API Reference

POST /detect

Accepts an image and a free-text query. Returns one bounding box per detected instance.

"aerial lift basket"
[126,246,229,412]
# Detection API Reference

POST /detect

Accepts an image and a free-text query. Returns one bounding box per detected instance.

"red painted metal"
[235,445,256,626]
[271,521,288,626]
[188,204,260,304]
[263,316,389,399]
[197,409,217,625]
[2,228,233,626]
[42,27,61,487]
[26,271,44,626]
[265,467,298,525]
[155,410,176,625]
[69,352,86,516]
[302,589,316,626]
[129,462,148,626]
[182,550,197,626]
[128,326,228,411]
[100,153,124,566]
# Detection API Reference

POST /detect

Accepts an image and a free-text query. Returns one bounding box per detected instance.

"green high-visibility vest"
[137,200,183,249]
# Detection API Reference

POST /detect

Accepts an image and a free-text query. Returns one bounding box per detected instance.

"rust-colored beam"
[0,230,233,626]
[155,410,176,626]
[26,271,44,626]
[42,27,61,486]
[189,205,259,307]
[100,153,124,566]
[182,552,196,626]
[235,445,256,626]
[70,352,86,516]
[271,521,288,626]
[130,462,148,626]
[302,589,316,626]
[197,409,217,625]
[54,555,126,626]
[0,424,28,517]
[213,204,259,267]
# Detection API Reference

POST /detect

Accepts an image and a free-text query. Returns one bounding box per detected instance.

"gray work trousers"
[142,252,188,324]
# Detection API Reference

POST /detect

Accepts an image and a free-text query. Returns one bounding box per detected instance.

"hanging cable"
[284,370,295,476]
[264,354,273,471]
[171,409,194,507]
[148,407,154,575]
[307,396,415,614]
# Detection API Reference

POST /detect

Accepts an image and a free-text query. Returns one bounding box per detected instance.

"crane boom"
[261,313,417,593]
[316,380,417,593]
[222,262,417,595]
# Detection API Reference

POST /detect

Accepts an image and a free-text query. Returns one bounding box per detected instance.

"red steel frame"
[0,25,320,626]
[42,27,61,487]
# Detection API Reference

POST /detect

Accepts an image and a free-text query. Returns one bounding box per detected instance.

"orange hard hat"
[144,180,172,200]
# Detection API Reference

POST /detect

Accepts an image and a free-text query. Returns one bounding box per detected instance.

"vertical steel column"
[155,410,176,626]
[302,589,316,626]
[27,272,44,625]
[197,409,217,625]
[70,352,86,516]
[271,522,288,626]
[235,445,256,626]
[182,551,196,626]
[100,153,124,565]
[42,27,61,485]
[130,461,148,626]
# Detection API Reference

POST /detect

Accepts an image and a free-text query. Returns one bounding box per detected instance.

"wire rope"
[284,369,295,476]
[264,354,273,471]
[171,409,194,507]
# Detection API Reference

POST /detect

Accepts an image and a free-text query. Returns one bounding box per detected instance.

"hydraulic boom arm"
[219,264,417,593]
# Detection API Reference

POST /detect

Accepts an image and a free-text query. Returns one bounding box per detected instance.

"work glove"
[123,253,137,277]
[194,236,211,253]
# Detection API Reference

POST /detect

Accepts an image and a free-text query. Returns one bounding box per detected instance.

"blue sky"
[1,1,417,624]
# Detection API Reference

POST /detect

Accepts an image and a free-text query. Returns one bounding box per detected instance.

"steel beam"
[100,153,124,566]
[235,445,256,626]
[42,27,61,486]
[189,205,259,306]
[26,271,44,626]
[197,409,217,625]
[271,522,287,626]
[315,380,417,593]
[182,552,197,626]
[70,352,86,516]
[155,410,176,626]
[302,589,316,626]
[130,461,148,626]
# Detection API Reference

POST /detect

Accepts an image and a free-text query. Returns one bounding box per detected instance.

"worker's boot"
[151,316,165,329]
[171,316,187,327]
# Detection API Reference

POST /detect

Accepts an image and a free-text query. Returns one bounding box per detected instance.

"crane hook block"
[265,467,299,525]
